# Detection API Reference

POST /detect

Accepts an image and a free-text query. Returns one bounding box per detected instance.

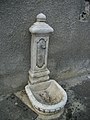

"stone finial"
[36,13,46,22]
[29,13,53,33]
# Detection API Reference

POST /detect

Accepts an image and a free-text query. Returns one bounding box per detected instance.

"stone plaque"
[36,38,46,68]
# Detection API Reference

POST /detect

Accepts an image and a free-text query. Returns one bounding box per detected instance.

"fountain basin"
[25,80,67,116]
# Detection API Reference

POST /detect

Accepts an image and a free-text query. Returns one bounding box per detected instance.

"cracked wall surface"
[0,0,90,95]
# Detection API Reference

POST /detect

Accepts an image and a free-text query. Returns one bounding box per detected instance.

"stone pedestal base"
[29,69,50,84]
[35,109,64,120]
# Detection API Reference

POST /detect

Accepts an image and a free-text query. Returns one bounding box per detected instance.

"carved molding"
[36,38,46,68]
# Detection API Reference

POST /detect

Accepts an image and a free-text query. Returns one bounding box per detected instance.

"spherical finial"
[36,13,46,22]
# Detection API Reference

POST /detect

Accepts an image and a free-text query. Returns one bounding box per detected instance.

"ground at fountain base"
[0,75,90,120]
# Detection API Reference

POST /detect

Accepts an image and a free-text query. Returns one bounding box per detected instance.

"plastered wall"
[0,0,90,95]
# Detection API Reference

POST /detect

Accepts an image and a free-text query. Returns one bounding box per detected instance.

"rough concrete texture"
[0,0,90,95]
[0,94,37,120]
[58,75,90,120]
[0,76,90,120]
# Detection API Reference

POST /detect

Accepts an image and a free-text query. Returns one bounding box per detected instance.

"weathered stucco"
[0,0,90,95]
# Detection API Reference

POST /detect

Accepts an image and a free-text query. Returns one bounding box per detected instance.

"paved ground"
[0,94,37,120]
[0,75,90,120]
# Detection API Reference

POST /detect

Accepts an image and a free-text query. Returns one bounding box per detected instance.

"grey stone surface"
[0,76,90,120]
[0,94,37,120]
[58,76,90,120]
[0,0,90,95]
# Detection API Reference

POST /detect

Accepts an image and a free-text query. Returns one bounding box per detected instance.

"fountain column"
[29,13,54,84]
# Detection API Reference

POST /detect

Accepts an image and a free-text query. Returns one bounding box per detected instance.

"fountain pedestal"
[28,13,53,84]
[25,13,67,120]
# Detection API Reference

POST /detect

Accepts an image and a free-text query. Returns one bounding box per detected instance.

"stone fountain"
[25,13,67,120]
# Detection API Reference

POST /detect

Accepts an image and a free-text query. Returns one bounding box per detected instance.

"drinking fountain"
[25,13,67,120]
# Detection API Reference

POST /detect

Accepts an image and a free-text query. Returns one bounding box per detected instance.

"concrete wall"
[0,0,90,95]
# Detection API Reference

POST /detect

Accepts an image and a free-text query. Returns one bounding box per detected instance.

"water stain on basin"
[30,80,63,105]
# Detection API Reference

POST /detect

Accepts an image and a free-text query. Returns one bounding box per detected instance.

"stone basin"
[25,80,67,114]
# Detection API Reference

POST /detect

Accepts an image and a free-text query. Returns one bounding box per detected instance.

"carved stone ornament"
[36,38,46,68]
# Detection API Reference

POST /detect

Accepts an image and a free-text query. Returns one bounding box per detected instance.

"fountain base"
[35,108,64,120]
